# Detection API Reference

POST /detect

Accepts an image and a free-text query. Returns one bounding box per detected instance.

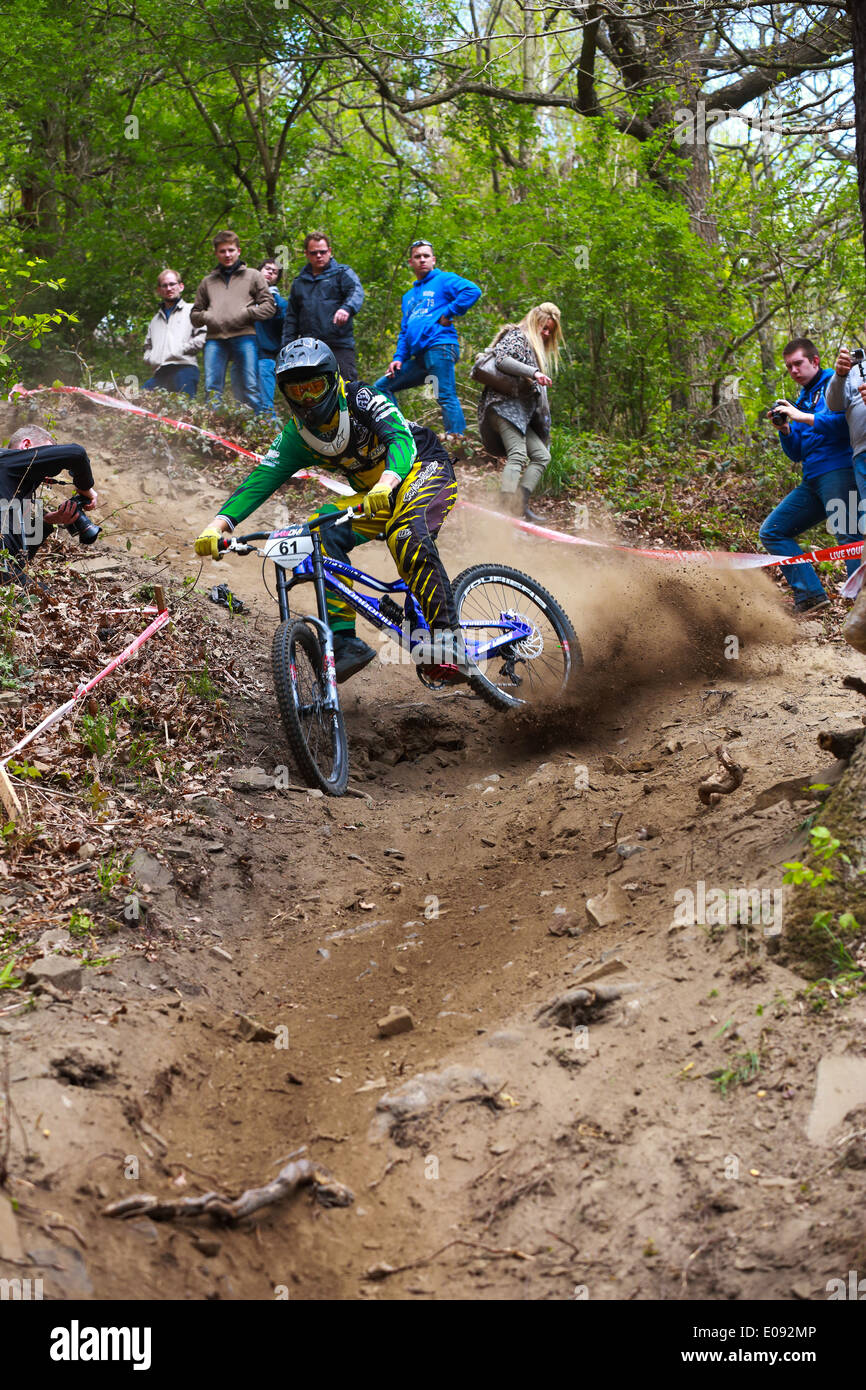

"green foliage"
[68,908,98,939]
[0,0,857,452]
[96,851,131,899]
[184,663,221,703]
[711,1051,761,1098]
[0,958,23,990]
[80,695,132,757]
[0,246,75,391]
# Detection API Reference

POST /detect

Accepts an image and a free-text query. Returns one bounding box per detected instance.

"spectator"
[825,342,866,520]
[0,426,97,580]
[477,303,564,522]
[374,240,481,454]
[142,269,205,399]
[191,231,275,413]
[759,337,861,614]
[281,232,364,381]
[256,258,288,420]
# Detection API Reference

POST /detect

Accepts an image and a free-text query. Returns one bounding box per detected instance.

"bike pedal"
[419,662,467,686]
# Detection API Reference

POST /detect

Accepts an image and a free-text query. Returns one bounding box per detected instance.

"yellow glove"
[361,479,395,519]
[194,525,223,560]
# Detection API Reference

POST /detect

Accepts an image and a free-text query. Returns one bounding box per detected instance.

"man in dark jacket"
[759,337,861,613]
[0,426,98,579]
[281,233,364,381]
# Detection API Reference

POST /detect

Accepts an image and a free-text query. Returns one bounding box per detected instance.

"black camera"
[65,494,100,546]
[767,401,788,427]
[849,348,865,365]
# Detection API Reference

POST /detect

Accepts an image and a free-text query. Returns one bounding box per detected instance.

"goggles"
[283,375,330,405]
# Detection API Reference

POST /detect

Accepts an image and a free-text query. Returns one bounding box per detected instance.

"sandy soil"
[2,397,866,1303]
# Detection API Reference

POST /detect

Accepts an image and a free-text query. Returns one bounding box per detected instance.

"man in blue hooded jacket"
[374,241,481,450]
[759,337,861,613]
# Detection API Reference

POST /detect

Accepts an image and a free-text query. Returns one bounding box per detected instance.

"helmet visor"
[282,375,330,407]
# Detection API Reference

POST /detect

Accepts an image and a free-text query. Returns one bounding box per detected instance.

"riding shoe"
[332,632,377,683]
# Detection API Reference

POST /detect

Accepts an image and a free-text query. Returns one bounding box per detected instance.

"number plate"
[263,526,313,568]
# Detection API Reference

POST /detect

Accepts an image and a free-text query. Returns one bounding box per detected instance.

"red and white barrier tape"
[10,382,863,570]
[459,500,864,571]
[0,608,171,766]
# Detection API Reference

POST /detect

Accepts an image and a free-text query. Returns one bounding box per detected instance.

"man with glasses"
[142,268,206,399]
[281,233,365,381]
[374,240,481,455]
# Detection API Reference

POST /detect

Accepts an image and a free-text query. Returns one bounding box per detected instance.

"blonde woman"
[477,303,564,521]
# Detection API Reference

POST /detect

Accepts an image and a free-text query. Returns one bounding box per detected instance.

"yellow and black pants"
[309,456,459,634]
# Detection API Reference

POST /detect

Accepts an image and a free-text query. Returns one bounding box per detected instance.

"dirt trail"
[3,399,866,1303]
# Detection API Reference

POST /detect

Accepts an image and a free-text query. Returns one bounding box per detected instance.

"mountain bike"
[219,511,580,796]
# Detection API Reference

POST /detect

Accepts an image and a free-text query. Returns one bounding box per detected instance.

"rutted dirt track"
[3,399,866,1302]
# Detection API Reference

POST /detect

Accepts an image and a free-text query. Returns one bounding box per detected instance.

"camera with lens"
[849,348,865,365]
[767,401,789,427]
[65,494,100,546]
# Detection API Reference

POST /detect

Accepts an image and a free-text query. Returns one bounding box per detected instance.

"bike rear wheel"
[272,619,349,795]
[452,563,581,711]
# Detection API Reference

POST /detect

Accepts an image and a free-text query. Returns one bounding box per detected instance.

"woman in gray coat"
[477,302,564,521]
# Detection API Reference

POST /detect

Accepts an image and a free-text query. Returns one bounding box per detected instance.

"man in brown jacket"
[191,231,275,413]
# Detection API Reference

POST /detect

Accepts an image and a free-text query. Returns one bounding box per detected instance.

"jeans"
[492,412,550,494]
[143,363,199,399]
[374,343,465,434]
[759,467,862,602]
[204,336,261,412]
[854,451,866,520]
[257,354,279,418]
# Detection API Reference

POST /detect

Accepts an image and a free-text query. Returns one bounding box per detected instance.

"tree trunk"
[848,0,866,277]
[682,141,747,439]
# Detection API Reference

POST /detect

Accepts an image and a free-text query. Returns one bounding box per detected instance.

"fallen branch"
[102,1150,353,1223]
[364,1237,534,1281]
[591,810,623,858]
[534,983,622,1028]
[698,743,744,807]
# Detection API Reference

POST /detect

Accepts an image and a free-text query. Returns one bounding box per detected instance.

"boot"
[331,631,376,683]
[520,486,544,525]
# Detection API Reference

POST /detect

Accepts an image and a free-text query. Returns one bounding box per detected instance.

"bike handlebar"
[218,509,357,552]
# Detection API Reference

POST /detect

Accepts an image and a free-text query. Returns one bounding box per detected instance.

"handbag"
[470,349,520,397]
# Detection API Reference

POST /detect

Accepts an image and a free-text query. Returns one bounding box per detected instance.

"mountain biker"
[194,337,465,683]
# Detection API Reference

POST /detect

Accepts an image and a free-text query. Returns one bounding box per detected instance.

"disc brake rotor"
[502,608,544,660]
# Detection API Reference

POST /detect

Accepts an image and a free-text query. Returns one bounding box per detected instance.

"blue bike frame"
[280,545,534,666]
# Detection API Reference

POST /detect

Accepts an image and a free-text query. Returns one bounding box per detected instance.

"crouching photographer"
[758,337,860,615]
[0,426,99,581]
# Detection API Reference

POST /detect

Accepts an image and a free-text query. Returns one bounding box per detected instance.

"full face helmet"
[276,337,349,454]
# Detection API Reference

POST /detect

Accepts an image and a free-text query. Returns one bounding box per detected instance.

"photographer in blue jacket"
[374,240,481,452]
[759,337,861,614]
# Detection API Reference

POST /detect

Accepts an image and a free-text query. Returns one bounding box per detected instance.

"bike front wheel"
[452,563,581,711]
[272,619,349,796]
